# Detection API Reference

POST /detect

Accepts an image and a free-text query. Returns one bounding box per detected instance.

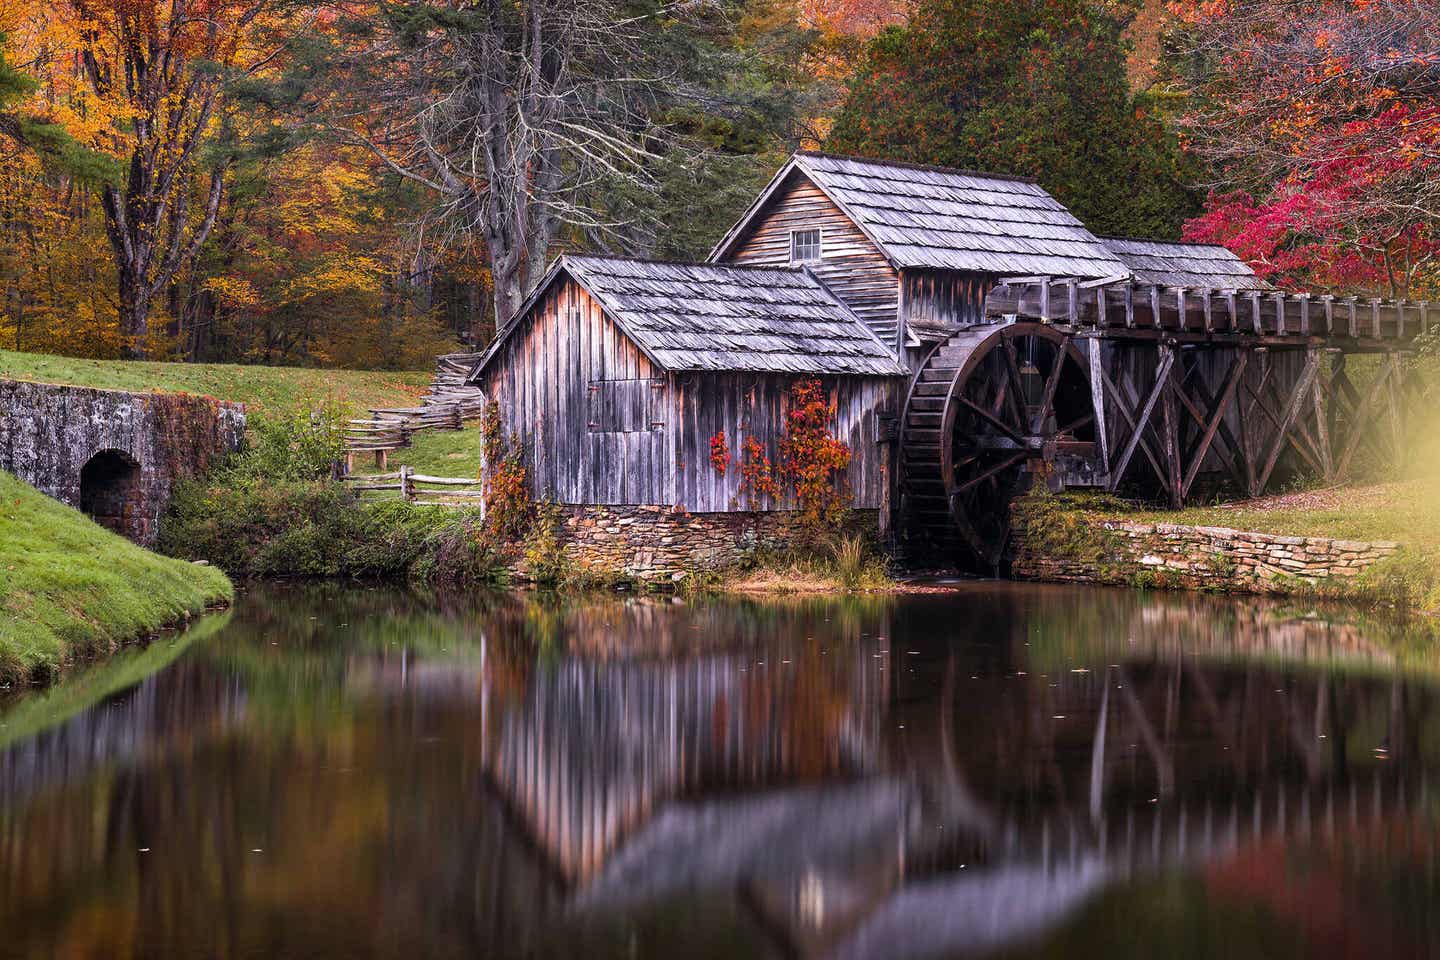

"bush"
[221,401,348,486]
[158,479,501,585]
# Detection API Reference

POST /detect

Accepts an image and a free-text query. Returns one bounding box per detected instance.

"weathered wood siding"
[673,373,894,513]
[478,277,671,504]
[724,173,901,352]
[899,269,990,342]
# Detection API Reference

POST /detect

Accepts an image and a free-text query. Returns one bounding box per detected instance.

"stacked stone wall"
[0,379,246,544]
[1012,517,1401,593]
[547,505,880,582]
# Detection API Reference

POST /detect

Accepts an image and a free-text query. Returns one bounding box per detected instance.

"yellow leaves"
[280,254,385,305]
[202,275,261,309]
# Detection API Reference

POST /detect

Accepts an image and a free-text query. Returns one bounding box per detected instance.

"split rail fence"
[344,351,487,472]
[342,465,486,509]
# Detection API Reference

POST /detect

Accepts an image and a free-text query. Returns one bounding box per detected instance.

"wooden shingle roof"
[1101,237,1273,290]
[471,256,906,381]
[713,152,1132,279]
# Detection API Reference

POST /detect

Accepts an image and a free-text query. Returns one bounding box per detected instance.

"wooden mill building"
[469,152,1426,570]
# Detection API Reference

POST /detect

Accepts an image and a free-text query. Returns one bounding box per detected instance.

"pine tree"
[826,0,1197,238]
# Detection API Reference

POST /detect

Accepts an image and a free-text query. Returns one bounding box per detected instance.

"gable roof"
[469,255,906,381]
[1099,236,1273,290]
[711,152,1132,280]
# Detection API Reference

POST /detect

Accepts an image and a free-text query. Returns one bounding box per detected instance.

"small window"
[790,228,822,263]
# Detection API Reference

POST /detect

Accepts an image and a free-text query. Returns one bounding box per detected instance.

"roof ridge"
[1097,234,1237,251]
[796,150,1040,186]
[564,253,809,275]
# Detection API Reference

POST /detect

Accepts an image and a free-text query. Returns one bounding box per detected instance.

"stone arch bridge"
[0,379,245,544]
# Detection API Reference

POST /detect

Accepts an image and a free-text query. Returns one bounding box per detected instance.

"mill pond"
[1,582,1438,959]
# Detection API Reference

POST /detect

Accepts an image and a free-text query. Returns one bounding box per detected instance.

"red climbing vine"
[480,400,531,540]
[779,378,852,536]
[738,435,780,509]
[709,430,731,476]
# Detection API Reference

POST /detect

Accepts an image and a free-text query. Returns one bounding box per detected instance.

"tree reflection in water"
[0,581,1437,959]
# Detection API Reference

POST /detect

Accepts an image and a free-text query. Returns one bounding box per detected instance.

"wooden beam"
[1255,351,1321,494]
[1334,354,1393,480]
[1099,362,1169,488]
[1180,352,1248,501]
[1109,347,1175,493]
[1087,339,1111,476]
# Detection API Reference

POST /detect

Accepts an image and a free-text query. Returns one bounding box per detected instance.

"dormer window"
[790,228,822,263]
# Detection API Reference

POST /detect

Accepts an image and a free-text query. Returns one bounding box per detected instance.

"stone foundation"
[550,505,880,581]
[1012,516,1402,593]
[1,379,246,545]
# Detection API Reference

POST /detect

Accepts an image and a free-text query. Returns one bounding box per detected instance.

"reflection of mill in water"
[472,600,1437,959]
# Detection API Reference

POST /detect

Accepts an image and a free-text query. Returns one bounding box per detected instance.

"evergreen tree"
[826,0,1197,238]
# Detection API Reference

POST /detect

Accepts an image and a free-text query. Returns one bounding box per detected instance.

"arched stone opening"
[80,449,143,539]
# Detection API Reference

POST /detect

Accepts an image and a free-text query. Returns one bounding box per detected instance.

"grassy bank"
[0,348,428,421]
[1034,478,1440,611]
[0,471,233,687]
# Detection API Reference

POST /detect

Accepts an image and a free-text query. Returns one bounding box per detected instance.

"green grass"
[355,424,483,479]
[0,348,429,421]
[0,471,234,687]
[1111,479,1437,546]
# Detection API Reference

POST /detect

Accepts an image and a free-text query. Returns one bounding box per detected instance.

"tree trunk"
[118,278,152,359]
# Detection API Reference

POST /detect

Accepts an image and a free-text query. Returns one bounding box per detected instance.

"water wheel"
[900,322,1100,572]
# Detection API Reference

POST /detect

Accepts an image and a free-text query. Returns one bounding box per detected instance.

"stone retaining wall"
[1012,516,1401,593]
[550,505,880,582]
[1,379,246,544]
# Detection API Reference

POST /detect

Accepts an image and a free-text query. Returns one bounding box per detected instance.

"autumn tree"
[14,0,283,357]
[826,0,1198,237]
[1168,0,1440,297]
[316,0,807,330]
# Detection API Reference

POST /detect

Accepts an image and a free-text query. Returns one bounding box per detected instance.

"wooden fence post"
[400,465,414,502]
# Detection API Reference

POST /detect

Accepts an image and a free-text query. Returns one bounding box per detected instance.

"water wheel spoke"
[957,397,1027,445]
[999,337,1032,433]
[954,452,1027,496]
[1033,347,1068,433]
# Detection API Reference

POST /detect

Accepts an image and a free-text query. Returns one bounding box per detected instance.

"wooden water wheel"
[900,322,1101,572]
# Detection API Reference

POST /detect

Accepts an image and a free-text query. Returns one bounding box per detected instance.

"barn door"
[585,378,669,504]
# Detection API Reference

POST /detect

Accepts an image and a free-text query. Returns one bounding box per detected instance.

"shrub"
[221,401,348,486]
[158,479,501,585]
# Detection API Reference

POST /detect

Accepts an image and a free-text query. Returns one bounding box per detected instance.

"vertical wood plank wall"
[482,277,670,505]
[672,373,892,512]
[898,270,990,341]
[479,275,897,512]
[724,173,902,352]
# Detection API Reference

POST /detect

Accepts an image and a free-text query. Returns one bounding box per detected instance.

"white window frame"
[789,227,823,264]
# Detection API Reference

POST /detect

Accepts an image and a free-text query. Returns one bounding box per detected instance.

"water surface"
[2,582,1438,958]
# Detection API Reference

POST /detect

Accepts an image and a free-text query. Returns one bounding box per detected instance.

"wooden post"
[1160,346,1183,507]
[1087,338,1111,479]
[400,464,414,502]
[375,449,387,471]
[1124,284,1135,329]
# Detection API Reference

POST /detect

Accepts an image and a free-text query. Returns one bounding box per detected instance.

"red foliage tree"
[1171,0,1440,296]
